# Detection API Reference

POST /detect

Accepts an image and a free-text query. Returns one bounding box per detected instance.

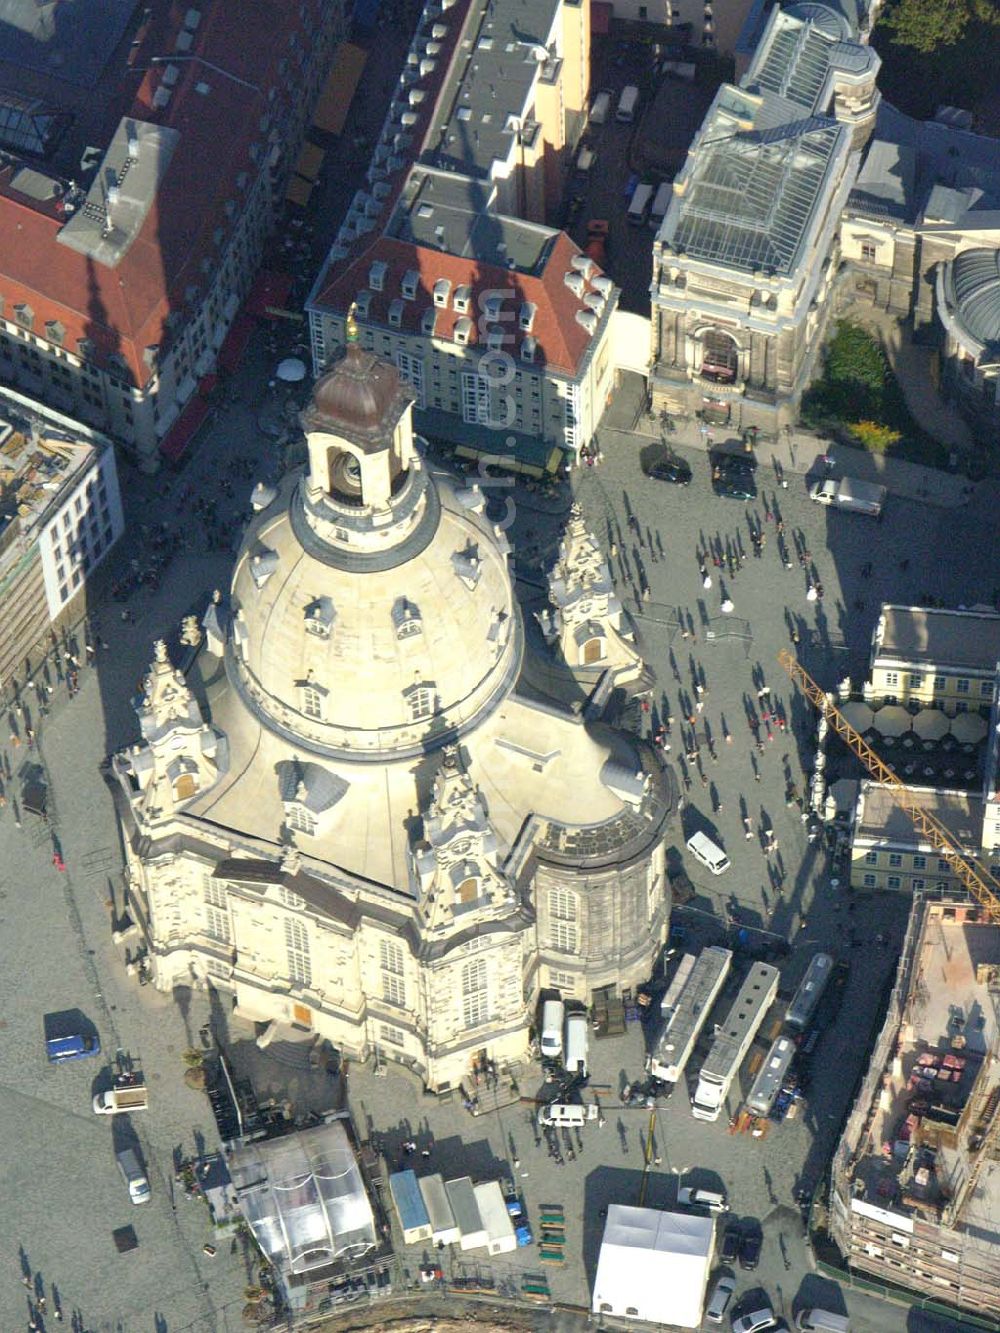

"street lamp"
[132,53,261,94]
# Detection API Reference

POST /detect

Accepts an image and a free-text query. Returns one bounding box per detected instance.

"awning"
[293,142,325,181]
[286,174,314,208]
[312,42,367,136]
[160,393,210,463]
[246,270,294,319]
[591,1,612,36]
[218,313,256,375]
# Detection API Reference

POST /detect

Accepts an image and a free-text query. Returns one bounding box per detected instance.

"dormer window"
[300,675,327,720]
[401,269,419,300]
[45,319,65,346]
[78,337,96,362]
[421,307,438,336]
[521,336,537,363]
[304,596,335,638]
[518,302,537,332]
[483,294,503,321]
[404,681,438,722]
[453,285,471,313]
[250,549,279,588]
[388,298,405,327]
[453,315,473,345]
[452,542,481,588]
[392,597,423,639]
[486,326,506,352]
[369,259,388,291]
[433,278,451,308]
[13,303,33,331]
[355,291,373,320]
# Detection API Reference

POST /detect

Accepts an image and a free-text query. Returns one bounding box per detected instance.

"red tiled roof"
[312,232,610,376]
[0,0,323,387]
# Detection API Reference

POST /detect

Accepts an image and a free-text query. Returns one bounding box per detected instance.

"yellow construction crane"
[776,649,1000,925]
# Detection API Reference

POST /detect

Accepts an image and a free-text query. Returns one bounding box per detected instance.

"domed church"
[110,322,673,1090]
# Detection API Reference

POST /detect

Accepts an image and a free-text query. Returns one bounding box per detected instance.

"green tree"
[881,0,972,53]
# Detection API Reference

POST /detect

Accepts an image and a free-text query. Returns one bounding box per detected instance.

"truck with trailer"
[745,1035,797,1117]
[785,952,833,1031]
[691,962,780,1121]
[648,945,732,1083]
[808,476,886,517]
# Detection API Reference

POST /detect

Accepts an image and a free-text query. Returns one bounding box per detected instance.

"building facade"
[0,388,124,690]
[649,1,880,432]
[109,337,671,1091]
[0,0,346,471]
[307,0,605,467]
[864,605,1000,714]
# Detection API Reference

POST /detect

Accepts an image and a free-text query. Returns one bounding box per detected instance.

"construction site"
[828,899,1000,1316]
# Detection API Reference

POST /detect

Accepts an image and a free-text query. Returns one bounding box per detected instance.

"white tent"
[592,1205,714,1327]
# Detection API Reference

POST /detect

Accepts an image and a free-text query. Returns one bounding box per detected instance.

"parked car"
[712,457,757,501]
[721,1223,741,1263]
[732,1308,776,1333]
[678,1186,728,1213]
[623,172,639,200]
[706,1274,737,1324]
[643,455,692,486]
[739,1228,763,1270]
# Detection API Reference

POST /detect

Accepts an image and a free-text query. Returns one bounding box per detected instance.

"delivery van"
[116,1147,151,1205]
[616,84,639,123]
[45,1032,100,1063]
[564,1011,589,1078]
[627,182,654,226]
[686,831,731,876]
[590,90,612,125]
[537,1102,587,1128]
[796,1312,850,1333]
[540,998,565,1059]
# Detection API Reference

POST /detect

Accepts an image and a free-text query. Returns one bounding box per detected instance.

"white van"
[564,1011,589,1077]
[796,1312,850,1333]
[576,145,596,173]
[116,1147,151,1205]
[616,84,639,123]
[627,182,654,227]
[650,180,672,226]
[590,90,612,125]
[537,1101,587,1128]
[686,831,730,876]
[540,998,565,1059]
[677,1186,728,1213]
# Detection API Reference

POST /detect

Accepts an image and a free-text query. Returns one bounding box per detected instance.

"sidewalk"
[599,406,974,510]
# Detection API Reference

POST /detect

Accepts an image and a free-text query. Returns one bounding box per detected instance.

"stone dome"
[227,472,522,761]
[306,344,408,436]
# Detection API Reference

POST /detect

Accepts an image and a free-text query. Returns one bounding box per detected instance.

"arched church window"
[582,636,605,665]
[462,958,489,1028]
[700,329,738,384]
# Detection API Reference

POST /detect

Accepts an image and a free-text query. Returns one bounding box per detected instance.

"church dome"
[227,473,521,761]
[306,344,408,436]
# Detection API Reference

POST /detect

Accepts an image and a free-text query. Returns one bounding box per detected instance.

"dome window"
[299,673,328,720]
[304,596,336,639]
[452,542,481,588]
[404,680,438,722]
[392,597,423,639]
[250,548,279,588]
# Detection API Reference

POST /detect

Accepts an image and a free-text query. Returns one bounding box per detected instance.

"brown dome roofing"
[308,343,403,432]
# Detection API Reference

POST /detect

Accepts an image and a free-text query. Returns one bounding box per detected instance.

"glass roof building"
[229,1120,377,1277]
[650,0,880,434]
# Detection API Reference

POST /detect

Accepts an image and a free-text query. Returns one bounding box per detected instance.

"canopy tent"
[592,1205,713,1327]
[874,704,912,737]
[276,357,307,383]
[913,709,950,740]
[951,712,988,743]
[229,1120,376,1276]
[839,701,874,732]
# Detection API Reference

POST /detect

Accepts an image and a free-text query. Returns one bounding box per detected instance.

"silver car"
[706,1274,736,1324]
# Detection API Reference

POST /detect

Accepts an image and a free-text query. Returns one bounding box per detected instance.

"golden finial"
[345,300,359,343]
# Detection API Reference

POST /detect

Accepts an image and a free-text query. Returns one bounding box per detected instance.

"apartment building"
[0,0,346,472]
[849,784,986,897]
[649,2,880,432]
[310,167,617,465]
[864,605,1000,714]
[0,387,124,690]
[307,0,603,467]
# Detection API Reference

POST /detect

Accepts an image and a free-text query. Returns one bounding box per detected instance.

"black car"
[738,1228,762,1270]
[711,458,757,500]
[645,457,692,486]
[720,1223,741,1263]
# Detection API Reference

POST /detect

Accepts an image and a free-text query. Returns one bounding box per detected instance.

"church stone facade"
[110,327,671,1091]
